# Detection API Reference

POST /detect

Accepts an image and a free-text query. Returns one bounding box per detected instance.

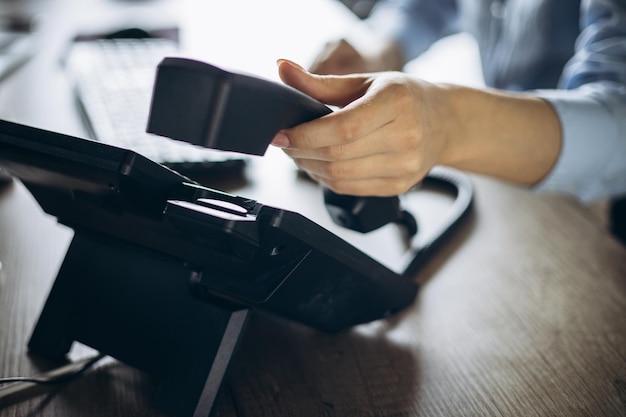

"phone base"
[28,231,249,417]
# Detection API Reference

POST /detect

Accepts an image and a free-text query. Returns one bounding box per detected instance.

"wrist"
[433,84,471,168]
[433,84,562,185]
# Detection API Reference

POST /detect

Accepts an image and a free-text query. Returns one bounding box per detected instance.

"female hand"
[271,59,453,196]
[272,60,562,195]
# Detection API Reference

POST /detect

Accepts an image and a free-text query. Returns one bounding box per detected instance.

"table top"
[1,1,625,416]
[2,171,625,417]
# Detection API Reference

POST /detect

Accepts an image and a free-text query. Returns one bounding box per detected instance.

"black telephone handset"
[147,58,472,250]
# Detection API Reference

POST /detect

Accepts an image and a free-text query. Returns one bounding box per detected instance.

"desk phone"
[0,57,472,417]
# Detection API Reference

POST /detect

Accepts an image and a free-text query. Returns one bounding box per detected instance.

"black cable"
[0,353,105,386]
[321,165,473,279]
[400,166,474,279]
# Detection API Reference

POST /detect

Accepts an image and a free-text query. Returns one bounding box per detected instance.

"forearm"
[439,85,562,186]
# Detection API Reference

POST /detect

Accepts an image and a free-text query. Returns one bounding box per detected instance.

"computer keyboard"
[64,36,248,175]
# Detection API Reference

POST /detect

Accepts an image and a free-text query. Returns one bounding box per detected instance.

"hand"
[271,59,453,196]
[272,60,562,195]
[309,37,404,75]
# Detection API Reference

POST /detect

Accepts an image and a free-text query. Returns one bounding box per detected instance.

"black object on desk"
[147,57,333,156]
[147,57,473,264]
[0,119,418,417]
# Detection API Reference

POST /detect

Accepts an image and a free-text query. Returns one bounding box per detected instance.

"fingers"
[279,108,424,195]
[281,125,400,161]
[273,62,405,151]
[270,62,444,197]
[306,170,423,197]
[277,59,369,107]
[294,151,411,181]
[281,115,428,196]
[275,107,392,151]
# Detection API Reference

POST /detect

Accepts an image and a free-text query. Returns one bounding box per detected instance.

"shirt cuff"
[534,83,626,202]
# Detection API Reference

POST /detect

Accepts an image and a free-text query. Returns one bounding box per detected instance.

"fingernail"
[276,59,306,71]
[271,132,291,148]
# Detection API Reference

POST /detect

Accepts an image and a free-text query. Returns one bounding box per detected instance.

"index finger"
[277,90,398,150]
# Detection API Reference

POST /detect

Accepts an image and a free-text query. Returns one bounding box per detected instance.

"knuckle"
[324,161,350,180]
[327,180,352,195]
[335,118,360,143]
[288,127,315,149]
[387,80,414,106]
[399,155,419,176]
[394,161,424,192]
[390,181,410,195]
[402,178,417,193]
[297,132,316,149]
[323,144,348,160]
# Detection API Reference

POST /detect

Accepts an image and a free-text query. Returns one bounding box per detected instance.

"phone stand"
[28,232,248,417]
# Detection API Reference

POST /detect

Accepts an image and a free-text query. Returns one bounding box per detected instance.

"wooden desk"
[1,1,626,416]
[2,172,625,417]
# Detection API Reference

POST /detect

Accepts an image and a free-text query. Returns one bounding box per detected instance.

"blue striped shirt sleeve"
[535,0,626,201]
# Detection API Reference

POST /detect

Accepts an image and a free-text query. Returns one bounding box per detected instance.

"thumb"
[276,59,371,107]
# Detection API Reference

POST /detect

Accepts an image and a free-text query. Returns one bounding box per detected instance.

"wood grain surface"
[1,0,625,415]
[1,172,625,417]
